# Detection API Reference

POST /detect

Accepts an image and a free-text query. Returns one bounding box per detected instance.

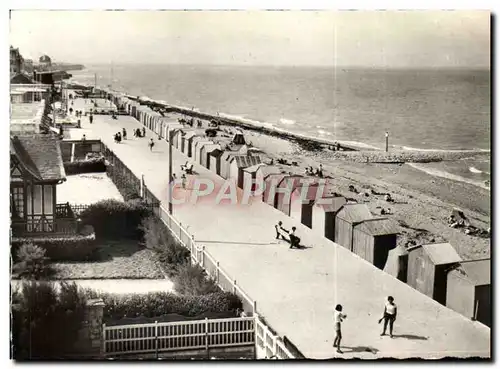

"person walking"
[148,138,155,151]
[142,126,146,137]
[122,128,127,140]
[333,304,347,354]
[89,114,93,124]
[181,174,187,189]
[379,296,397,338]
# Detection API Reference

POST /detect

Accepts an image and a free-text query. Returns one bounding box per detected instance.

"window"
[11,186,24,218]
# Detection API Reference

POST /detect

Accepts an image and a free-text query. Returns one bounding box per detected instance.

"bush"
[88,291,243,321]
[12,243,52,279]
[12,281,87,360]
[173,264,219,296]
[64,158,106,175]
[80,199,152,240]
[11,233,97,262]
[140,216,190,276]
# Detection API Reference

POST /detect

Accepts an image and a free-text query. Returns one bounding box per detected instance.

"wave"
[317,130,332,136]
[401,145,491,153]
[279,118,296,125]
[409,163,490,191]
[469,166,491,175]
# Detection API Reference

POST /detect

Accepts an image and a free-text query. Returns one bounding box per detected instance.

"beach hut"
[352,218,399,270]
[289,181,326,227]
[254,165,281,199]
[228,155,263,189]
[183,131,199,156]
[270,175,304,214]
[262,173,287,206]
[200,143,221,168]
[384,245,410,283]
[446,259,491,327]
[208,148,223,174]
[407,243,462,305]
[312,196,347,241]
[171,129,184,150]
[194,140,213,164]
[166,123,184,142]
[243,163,267,195]
[334,204,374,251]
[220,152,237,179]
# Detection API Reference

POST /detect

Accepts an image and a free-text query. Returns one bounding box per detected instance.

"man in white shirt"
[333,304,347,354]
[379,296,397,338]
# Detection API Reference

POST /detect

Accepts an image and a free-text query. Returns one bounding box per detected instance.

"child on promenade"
[333,304,347,354]
[379,296,397,338]
[148,138,155,151]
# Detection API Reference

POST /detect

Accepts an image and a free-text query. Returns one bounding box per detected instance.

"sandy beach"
[231,127,490,261]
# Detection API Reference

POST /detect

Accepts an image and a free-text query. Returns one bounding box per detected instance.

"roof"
[229,155,262,168]
[452,259,490,286]
[421,243,462,266]
[209,148,223,157]
[292,182,324,201]
[355,218,400,236]
[277,175,304,189]
[337,204,374,223]
[184,131,199,140]
[10,135,65,181]
[314,196,347,213]
[10,73,34,84]
[232,133,246,145]
[261,165,282,179]
[201,143,221,153]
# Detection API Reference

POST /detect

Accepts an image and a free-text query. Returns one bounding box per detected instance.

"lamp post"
[385,131,389,152]
[168,129,173,214]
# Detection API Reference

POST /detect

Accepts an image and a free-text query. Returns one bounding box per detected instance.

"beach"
[235,127,490,261]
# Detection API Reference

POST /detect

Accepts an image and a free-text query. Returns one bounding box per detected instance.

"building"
[352,218,399,270]
[10,100,51,134]
[407,243,462,306]
[10,135,80,236]
[446,259,491,327]
[39,54,52,70]
[208,148,224,174]
[334,204,374,250]
[311,195,347,241]
[194,139,214,164]
[254,165,281,200]
[242,163,267,194]
[10,73,34,84]
[184,132,201,157]
[274,175,304,215]
[220,152,237,179]
[11,83,49,104]
[10,46,24,74]
[228,155,263,189]
[289,182,326,228]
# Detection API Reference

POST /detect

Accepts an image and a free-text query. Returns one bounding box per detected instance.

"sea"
[70,64,491,189]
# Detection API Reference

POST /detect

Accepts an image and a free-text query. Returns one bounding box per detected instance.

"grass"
[51,240,164,279]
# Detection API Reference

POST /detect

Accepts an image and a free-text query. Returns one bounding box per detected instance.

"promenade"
[71,98,490,359]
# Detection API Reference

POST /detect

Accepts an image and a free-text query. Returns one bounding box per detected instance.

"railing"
[103,316,255,356]
[55,202,75,218]
[98,136,297,359]
[254,314,295,360]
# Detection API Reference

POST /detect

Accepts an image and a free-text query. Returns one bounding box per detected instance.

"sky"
[9,10,491,68]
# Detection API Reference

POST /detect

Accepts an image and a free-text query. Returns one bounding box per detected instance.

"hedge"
[11,231,97,262]
[173,263,219,296]
[84,290,243,321]
[79,199,153,240]
[12,281,87,360]
[64,158,106,175]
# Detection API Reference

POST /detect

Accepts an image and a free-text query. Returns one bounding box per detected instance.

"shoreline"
[70,84,490,260]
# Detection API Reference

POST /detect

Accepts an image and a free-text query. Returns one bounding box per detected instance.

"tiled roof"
[337,204,374,223]
[452,259,490,286]
[11,134,65,181]
[355,218,400,236]
[421,243,462,266]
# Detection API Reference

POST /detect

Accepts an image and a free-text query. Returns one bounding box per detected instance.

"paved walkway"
[70,97,490,359]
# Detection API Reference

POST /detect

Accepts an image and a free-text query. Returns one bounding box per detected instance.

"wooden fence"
[97,125,297,360]
[103,316,255,356]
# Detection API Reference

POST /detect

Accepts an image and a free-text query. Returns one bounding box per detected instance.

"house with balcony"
[10,134,80,236]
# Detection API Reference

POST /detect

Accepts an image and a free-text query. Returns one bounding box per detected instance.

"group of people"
[275,221,301,249]
[333,296,397,354]
[304,164,323,177]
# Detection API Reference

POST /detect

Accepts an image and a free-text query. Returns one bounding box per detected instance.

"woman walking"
[379,296,397,338]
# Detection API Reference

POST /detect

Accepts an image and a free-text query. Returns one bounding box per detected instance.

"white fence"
[156,203,295,359]
[103,317,255,356]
